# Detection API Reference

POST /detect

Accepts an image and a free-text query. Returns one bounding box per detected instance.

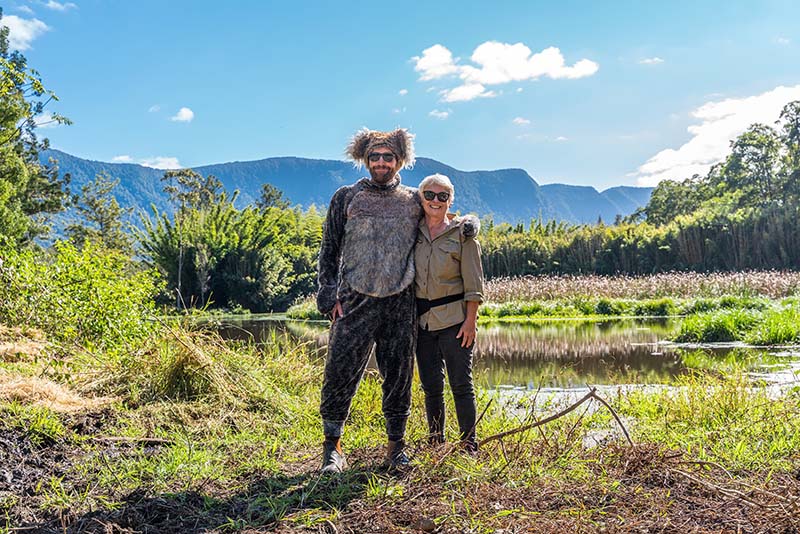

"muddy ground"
[2,411,799,534]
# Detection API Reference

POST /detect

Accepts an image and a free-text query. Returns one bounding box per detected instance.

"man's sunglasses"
[422,190,451,202]
[368,152,396,162]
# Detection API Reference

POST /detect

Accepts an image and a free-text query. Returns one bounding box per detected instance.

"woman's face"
[421,184,453,220]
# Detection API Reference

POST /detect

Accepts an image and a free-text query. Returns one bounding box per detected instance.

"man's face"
[367,148,401,184]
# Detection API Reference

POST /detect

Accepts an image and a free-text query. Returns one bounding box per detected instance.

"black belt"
[416,293,464,317]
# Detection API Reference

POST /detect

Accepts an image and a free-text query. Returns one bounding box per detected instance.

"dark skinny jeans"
[416,322,477,447]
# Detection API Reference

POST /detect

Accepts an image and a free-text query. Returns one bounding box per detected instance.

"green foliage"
[1,402,66,445]
[161,168,223,211]
[671,300,800,345]
[0,10,72,246]
[0,240,159,348]
[619,374,800,469]
[285,296,324,320]
[65,172,133,254]
[673,309,761,343]
[744,304,800,345]
[139,189,323,312]
[257,182,290,210]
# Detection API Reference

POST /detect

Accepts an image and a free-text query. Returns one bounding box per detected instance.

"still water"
[215,316,800,390]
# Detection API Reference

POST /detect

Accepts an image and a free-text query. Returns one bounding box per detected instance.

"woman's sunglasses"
[368,152,396,162]
[423,190,451,202]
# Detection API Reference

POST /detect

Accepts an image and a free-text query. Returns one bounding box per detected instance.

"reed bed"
[486,270,800,303]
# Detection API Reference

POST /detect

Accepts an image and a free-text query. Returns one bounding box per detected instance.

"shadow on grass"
[29,467,380,533]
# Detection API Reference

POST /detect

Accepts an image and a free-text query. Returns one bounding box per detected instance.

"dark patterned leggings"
[320,285,416,441]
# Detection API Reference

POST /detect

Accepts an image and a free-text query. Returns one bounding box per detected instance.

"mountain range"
[41,149,653,225]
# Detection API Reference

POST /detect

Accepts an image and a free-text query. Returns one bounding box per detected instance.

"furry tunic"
[317,177,422,314]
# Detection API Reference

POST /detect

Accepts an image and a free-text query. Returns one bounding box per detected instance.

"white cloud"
[33,113,61,129]
[412,44,461,81]
[17,5,35,14]
[413,42,598,102]
[440,83,496,103]
[141,157,182,169]
[392,107,407,114]
[2,15,49,51]
[44,1,77,11]
[170,107,194,122]
[111,155,182,169]
[148,105,161,113]
[512,117,531,126]
[555,136,568,142]
[774,36,791,45]
[634,84,800,186]
[398,89,408,96]
[639,57,664,65]
[516,87,524,93]
[429,109,451,120]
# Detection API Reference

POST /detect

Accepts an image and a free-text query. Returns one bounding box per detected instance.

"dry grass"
[0,372,112,413]
[0,324,47,362]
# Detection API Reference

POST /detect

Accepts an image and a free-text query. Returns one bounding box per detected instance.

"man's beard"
[368,165,398,184]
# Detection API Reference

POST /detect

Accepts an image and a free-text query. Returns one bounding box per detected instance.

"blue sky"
[4,0,800,190]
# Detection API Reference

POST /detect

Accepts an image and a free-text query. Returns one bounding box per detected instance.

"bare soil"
[2,411,799,533]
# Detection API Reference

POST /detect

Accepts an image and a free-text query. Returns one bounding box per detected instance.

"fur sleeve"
[316,186,350,314]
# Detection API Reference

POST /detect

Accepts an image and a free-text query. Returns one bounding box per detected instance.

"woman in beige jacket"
[414,173,484,451]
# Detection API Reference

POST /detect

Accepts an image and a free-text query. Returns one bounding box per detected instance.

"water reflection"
[211,316,799,389]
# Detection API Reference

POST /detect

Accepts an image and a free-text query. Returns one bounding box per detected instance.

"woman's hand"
[456,318,477,348]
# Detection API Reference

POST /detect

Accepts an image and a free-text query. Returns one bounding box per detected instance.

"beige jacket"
[415,215,484,331]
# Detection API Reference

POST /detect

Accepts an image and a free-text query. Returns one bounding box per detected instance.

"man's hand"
[330,301,344,323]
[456,319,477,348]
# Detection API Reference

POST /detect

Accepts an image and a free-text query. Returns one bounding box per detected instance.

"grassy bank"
[288,294,775,323]
[1,324,799,532]
[673,298,800,345]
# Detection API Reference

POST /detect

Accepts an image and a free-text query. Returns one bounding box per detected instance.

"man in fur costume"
[316,128,421,473]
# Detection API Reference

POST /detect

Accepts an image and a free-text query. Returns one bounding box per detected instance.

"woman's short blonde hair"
[418,173,454,202]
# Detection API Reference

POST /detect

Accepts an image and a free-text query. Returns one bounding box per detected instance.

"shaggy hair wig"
[346,128,415,169]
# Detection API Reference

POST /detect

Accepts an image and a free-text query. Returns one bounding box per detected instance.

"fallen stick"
[479,387,634,447]
[93,435,173,445]
[480,388,595,446]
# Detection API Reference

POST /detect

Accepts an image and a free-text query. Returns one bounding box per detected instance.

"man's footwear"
[382,439,411,472]
[461,438,479,454]
[320,439,347,473]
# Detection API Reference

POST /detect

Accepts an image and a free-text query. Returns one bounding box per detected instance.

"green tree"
[161,168,223,211]
[723,123,781,205]
[257,182,290,210]
[65,172,133,254]
[778,101,800,201]
[0,9,72,245]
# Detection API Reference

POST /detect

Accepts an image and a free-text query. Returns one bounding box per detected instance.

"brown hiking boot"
[382,439,411,472]
[320,439,347,473]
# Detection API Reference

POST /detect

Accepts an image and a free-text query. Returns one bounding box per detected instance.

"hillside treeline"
[481,100,800,278]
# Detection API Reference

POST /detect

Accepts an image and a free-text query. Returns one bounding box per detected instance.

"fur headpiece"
[346,128,415,169]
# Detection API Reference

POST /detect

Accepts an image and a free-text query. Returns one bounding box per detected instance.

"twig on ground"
[480,387,633,448]
[93,436,173,445]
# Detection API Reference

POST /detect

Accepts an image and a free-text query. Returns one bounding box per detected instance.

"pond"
[214,316,800,391]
